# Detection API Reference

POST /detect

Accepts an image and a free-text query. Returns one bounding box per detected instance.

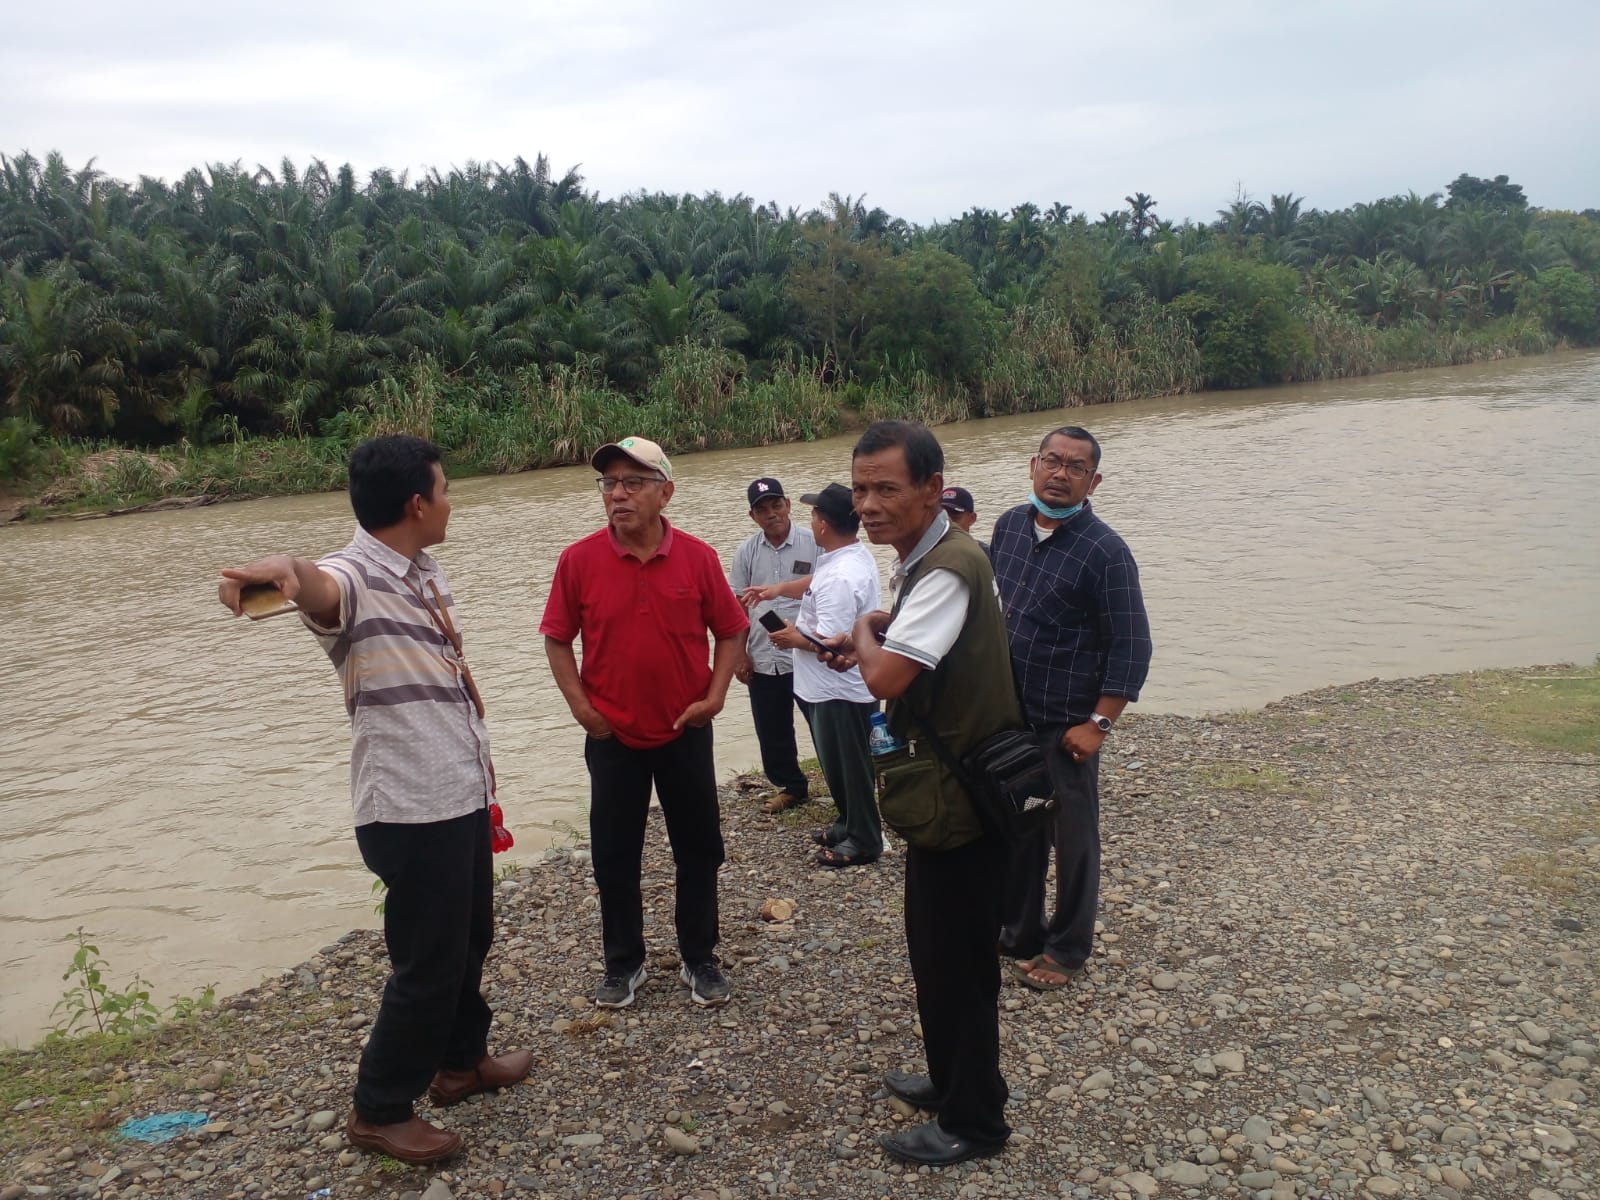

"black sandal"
[809,827,845,847]
[814,841,880,869]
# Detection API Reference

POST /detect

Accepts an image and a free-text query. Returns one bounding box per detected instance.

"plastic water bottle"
[868,711,904,756]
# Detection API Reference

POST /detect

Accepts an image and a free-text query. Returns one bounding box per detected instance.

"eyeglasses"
[1035,454,1093,480]
[596,474,665,495]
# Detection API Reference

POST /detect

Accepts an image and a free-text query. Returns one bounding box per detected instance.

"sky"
[6,0,1599,226]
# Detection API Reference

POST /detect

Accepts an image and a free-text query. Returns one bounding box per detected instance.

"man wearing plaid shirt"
[988,426,1152,989]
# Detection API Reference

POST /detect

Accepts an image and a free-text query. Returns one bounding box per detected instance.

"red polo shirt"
[540,518,750,749]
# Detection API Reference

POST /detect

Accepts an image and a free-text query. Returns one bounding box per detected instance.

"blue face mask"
[1030,491,1083,521]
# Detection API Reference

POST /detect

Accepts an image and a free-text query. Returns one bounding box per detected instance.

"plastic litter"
[115,1111,210,1143]
[307,1190,333,1199]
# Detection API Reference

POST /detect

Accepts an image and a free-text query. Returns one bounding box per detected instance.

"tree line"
[1,151,1597,475]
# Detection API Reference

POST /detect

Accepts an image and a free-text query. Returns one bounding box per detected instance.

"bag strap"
[400,576,487,720]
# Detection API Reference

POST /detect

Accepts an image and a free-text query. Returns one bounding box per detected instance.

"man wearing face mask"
[988,426,1152,990]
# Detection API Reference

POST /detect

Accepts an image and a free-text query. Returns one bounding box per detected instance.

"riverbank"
[1,332,1573,525]
[3,665,1595,1200]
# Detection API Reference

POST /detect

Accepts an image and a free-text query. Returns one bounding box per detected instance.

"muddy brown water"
[2,351,1596,1045]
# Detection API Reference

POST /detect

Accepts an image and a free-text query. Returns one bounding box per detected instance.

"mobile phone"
[757,609,834,656]
[239,582,299,621]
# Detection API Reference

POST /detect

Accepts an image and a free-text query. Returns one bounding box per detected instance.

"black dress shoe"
[883,1070,942,1111]
[879,1119,1004,1167]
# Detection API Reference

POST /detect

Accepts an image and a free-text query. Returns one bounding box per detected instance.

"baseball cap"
[591,435,673,481]
[940,486,975,514]
[798,482,855,526]
[747,477,785,508]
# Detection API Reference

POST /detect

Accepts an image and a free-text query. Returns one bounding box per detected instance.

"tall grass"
[4,317,1572,518]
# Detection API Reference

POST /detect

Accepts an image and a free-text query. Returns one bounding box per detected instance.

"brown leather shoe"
[761,790,802,814]
[427,1049,534,1106]
[344,1112,461,1164]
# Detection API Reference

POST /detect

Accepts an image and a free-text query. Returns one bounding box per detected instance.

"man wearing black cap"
[767,483,883,867]
[729,478,816,814]
[940,486,978,534]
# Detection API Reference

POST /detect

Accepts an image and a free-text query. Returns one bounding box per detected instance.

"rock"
[1237,1170,1279,1188]
[560,1132,604,1148]
[1243,1116,1273,1142]
[664,1126,700,1155]
[1519,1021,1552,1045]
[0,1187,23,1200]
[1081,1069,1114,1092]
[306,1110,338,1132]
[1165,1161,1210,1186]
[1440,1166,1471,1190]
[1533,1125,1577,1153]
[1123,1172,1159,1196]
[1212,1050,1246,1073]
[1152,973,1180,990]
[1365,1178,1403,1197]
[420,1182,454,1200]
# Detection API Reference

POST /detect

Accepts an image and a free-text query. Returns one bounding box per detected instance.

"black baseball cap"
[799,482,856,526]
[747,478,785,508]
[940,486,975,514]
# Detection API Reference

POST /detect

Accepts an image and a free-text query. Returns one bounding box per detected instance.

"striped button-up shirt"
[302,528,493,826]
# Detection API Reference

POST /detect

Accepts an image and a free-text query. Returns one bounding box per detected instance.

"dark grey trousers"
[998,725,1100,967]
[802,697,882,855]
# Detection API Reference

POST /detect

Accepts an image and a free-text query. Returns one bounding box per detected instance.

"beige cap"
[591,435,674,481]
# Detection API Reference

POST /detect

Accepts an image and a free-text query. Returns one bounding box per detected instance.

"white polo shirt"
[792,540,879,705]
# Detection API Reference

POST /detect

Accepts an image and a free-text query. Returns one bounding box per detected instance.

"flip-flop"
[814,841,880,869]
[809,827,845,847]
[1010,954,1080,990]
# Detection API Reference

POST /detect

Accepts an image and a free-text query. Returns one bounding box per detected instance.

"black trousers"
[352,806,494,1124]
[585,724,724,976]
[999,725,1101,967]
[803,698,881,855]
[905,834,1011,1147]
[747,670,809,800]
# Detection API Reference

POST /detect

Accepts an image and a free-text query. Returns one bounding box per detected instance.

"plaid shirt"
[989,501,1152,727]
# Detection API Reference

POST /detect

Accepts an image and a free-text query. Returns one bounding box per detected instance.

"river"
[2,351,1597,1046]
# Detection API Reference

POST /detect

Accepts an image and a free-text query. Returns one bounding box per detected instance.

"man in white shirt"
[768,482,882,867]
[729,478,816,813]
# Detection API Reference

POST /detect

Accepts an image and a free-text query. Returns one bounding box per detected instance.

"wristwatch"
[1089,713,1114,734]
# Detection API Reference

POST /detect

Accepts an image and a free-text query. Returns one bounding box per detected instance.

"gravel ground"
[4,670,1596,1200]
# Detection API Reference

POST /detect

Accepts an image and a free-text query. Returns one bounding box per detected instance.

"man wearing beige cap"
[541,437,750,1009]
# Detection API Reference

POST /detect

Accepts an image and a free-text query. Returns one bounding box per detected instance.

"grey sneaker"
[678,961,730,1007]
[595,963,646,1009]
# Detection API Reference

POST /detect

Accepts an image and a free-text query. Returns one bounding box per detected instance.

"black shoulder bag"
[904,710,1057,844]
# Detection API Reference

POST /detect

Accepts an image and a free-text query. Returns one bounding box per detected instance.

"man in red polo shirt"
[541,436,750,1009]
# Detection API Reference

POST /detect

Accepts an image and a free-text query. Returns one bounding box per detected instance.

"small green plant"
[680,1113,700,1133]
[370,877,387,916]
[494,859,522,884]
[170,983,218,1021]
[49,929,162,1038]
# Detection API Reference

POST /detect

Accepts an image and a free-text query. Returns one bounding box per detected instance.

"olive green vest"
[880,524,1023,849]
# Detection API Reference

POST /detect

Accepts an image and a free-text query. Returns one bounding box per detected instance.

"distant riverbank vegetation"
[2,153,1596,514]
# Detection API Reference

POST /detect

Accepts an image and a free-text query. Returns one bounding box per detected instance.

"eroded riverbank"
[4,666,1596,1200]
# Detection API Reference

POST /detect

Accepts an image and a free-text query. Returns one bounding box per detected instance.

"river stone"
[1519,1021,1551,1045]
[1152,973,1180,990]
[1237,1170,1279,1188]
[1165,1161,1210,1186]
[664,1126,700,1155]
[1440,1166,1472,1190]
[1081,1069,1114,1092]
[1365,1178,1403,1197]
[561,1132,604,1148]
[1243,1116,1273,1142]
[306,1110,338,1132]
[421,1182,454,1200]
[1122,1172,1158,1196]
[1212,1050,1246,1073]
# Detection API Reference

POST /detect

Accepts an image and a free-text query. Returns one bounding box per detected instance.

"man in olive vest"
[829,420,1018,1166]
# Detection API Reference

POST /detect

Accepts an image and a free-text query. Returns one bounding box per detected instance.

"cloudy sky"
[7,0,1598,225]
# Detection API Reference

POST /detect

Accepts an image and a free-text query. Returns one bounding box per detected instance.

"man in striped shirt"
[218,435,530,1165]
